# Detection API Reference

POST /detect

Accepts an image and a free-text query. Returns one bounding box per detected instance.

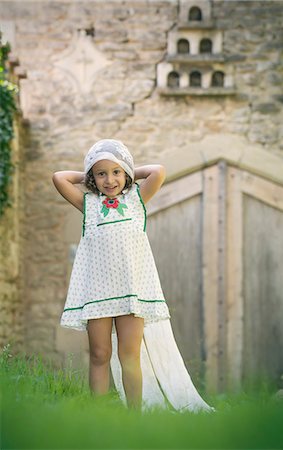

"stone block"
[266,72,282,86]
[122,79,155,103]
[248,124,279,145]
[252,103,280,115]
[112,50,139,61]
[273,95,283,103]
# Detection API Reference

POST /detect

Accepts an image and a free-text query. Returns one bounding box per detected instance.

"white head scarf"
[84,139,134,181]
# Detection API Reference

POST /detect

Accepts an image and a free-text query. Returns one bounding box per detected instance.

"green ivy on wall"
[0,34,18,217]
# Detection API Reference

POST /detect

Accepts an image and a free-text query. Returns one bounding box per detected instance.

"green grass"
[1,344,283,450]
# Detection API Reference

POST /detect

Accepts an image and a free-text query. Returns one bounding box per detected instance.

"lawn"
[1,344,282,450]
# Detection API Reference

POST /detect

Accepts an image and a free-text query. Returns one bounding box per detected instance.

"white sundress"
[60,182,171,332]
[60,182,214,414]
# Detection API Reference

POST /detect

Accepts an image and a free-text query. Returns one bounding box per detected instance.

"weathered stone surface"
[252,103,281,115]
[266,72,282,86]
[0,0,282,368]
[273,95,283,104]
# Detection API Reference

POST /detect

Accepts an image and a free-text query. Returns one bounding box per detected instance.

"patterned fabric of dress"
[60,183,171,333]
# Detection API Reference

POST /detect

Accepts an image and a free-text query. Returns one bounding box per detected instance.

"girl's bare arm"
[134,165,166,204]
[52,171,85,212]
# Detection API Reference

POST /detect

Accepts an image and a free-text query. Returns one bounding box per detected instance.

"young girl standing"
[53,139,214,413]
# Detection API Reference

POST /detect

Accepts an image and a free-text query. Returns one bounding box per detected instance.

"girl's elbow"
[157,164,166,182]
[52,172,59,182]
[52,171,65,179]
[52,171,64,185]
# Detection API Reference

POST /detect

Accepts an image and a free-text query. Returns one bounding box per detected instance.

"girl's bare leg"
[115,314,144,411]
[87,317,113,396]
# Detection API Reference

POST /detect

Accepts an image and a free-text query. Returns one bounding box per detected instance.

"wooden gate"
[147,161,283,393]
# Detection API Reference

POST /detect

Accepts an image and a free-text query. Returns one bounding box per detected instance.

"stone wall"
[0,0,282,371]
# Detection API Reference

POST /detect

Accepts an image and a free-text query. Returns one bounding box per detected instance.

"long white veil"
[110,318,214,413]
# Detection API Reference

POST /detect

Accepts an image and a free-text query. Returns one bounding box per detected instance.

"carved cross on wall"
[53,30,111,96]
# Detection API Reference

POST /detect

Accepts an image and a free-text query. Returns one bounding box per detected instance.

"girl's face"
[92,159,127,198]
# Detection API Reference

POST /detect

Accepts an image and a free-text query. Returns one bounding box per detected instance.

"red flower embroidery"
[103,198,119,209]
[101,197,128,217]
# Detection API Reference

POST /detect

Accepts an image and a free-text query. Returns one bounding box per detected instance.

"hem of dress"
[60,311,171,333]
[60,294,170,332]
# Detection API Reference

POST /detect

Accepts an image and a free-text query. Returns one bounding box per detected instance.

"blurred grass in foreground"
[1,344,283,450]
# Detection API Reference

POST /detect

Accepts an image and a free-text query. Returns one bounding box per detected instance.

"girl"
[53,139,214,413]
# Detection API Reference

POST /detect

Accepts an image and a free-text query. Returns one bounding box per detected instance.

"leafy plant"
[0,32,18,217]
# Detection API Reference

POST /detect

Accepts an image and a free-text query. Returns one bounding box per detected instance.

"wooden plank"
[242,196,283,384]
[241,171,283,212]
[147,195,204,384]
[147,171,202,216]
[217,161,227,392]
[202,165,219,393]
[226,167,244,390]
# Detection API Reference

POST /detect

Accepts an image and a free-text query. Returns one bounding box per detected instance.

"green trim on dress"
[97,218,132,227]
[135,183,147,232]
[63,294,166,312]
[82,192,88,237]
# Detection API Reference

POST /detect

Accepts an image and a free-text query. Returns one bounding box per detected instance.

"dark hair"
[84,170,133,195]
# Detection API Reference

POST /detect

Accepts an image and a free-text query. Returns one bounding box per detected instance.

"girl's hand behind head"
[135,165,166,204]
